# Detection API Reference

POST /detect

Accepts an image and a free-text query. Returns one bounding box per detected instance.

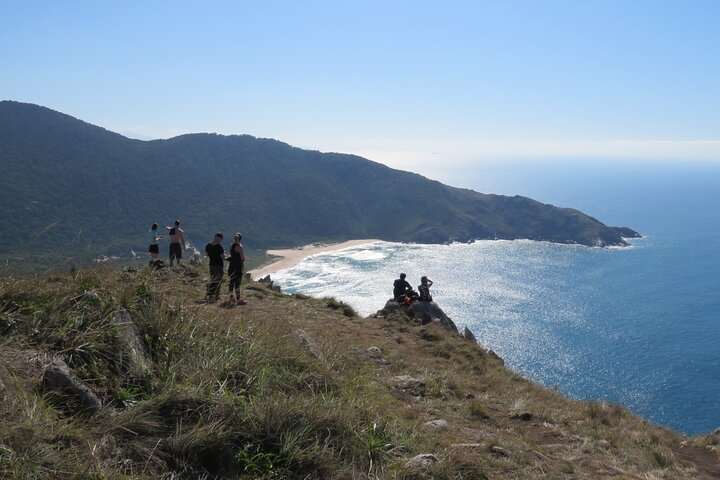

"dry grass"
[0,265,718,479]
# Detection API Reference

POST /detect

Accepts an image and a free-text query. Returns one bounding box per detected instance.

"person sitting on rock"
[393,273,415,304]
[418,276,433,302]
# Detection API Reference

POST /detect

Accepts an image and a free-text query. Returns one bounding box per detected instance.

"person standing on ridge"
[227,232,247,305]
[393,273,414,302]
[418,276,433,302]
[204,233,225,302]
[148,223,162,265]
[168,219,186,266]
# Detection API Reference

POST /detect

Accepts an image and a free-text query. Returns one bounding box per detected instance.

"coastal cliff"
[0,265,716,479]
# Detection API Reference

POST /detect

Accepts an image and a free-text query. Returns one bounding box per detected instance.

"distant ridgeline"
[0,101,639,270]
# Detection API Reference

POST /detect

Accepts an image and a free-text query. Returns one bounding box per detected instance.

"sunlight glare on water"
[270,235,719,435]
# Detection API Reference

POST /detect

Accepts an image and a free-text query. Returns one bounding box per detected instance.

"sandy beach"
[249,239,383,279]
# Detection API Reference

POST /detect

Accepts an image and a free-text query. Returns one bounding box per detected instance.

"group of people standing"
[148,220,186,267]
[204,232,247,305]
[149,223,434,309]
[148,221,247,306]
[393,273,434,305]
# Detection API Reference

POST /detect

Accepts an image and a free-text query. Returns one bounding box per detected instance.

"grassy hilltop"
[1,266,718,479]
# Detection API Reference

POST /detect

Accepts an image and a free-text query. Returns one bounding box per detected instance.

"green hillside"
[0,101,639,271]
[0,266,717,478]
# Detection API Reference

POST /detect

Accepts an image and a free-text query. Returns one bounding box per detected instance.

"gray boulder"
[488,349,505,366]
[111,308,152,378]
[463,326,477,342]
[367,346,383,359]
[42,359,102,416]
[405,454,438,470]
[423,419,449,430]
[380,299,458,333]
[294,329,324,360]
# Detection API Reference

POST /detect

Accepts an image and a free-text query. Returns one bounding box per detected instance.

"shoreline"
[249,239,383,279]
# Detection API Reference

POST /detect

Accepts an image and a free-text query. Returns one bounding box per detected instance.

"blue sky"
[2,0,719,172]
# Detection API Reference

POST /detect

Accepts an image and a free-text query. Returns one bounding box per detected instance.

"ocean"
[270,160,720,435]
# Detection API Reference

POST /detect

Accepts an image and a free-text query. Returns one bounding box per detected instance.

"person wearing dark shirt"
[393,273,413,301]
[418,276,433,302]
[204,233,225,301]
[227,232,247,305]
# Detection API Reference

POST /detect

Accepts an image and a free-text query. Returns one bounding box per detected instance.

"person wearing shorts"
[148,223,161,265]
[168,219,186,266]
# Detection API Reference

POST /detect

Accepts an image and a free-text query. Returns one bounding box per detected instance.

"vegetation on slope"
[0,101,638,271]
[0,266,717,479]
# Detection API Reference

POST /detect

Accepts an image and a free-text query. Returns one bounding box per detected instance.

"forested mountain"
[0,101,638,270]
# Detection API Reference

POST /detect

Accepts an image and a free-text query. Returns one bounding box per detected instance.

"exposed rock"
[463,326,477,343]
[488,349,505,366]
[367,346,383,359]
[615,226,642,239]
[380,299,458,333]
[42,359,102,416]
[405,453,438,470]
[294,329,324,360]
[389,375,426,396]
[111,308,152,378]
[423,419,448,430]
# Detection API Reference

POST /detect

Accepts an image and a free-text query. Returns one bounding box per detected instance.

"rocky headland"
[1,101,640,273]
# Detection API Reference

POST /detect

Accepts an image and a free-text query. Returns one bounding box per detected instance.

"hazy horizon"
[2,0,719,171]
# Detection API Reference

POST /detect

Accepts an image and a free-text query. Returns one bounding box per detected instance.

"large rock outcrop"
[111,308,152,378]
[378,299,459,333]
